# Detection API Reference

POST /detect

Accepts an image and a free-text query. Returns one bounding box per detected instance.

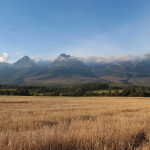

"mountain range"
[1,53,150,85]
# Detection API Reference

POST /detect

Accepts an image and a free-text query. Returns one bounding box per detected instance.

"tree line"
[0,83,150,97]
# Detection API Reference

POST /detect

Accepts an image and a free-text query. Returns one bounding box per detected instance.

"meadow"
[89,89,123,94]
[0,96,150,150]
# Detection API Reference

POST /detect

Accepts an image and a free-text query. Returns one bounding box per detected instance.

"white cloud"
[0,52,9,63]
[31,54,44,62]
[49,56,58,62]
[15,51,23,55]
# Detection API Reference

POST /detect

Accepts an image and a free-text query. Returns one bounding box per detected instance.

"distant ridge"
[0,53,150,85]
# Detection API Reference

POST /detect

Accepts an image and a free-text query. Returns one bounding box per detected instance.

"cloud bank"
[2,52,150,65]
[30,53,150,65]
[79,54,150,64]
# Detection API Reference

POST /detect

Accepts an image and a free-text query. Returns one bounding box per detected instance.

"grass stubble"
[0,96,150,150]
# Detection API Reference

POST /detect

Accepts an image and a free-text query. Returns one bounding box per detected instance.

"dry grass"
[1,96,150,150]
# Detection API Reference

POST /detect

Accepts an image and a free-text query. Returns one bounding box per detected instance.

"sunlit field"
[1,96,150,150]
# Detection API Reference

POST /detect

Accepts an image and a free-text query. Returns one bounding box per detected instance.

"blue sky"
[0,0,150,62]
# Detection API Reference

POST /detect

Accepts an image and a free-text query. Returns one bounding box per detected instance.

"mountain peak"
[59,53,71,58]
[14,56,35,68]
[56,53,76,61]
[22,56,30,60]
[16,56,31,63]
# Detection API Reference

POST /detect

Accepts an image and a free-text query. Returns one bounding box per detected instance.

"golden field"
[0,96,150,150]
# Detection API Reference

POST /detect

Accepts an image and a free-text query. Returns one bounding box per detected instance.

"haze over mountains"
[0,53,150,85]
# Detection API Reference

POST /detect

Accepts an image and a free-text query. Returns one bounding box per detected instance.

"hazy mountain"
[0,54,150,85]
[24,54,96,84]
[133,58,150,73]
[14,56,35,68]
[49,53,95,78]
[0,56,37,84]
